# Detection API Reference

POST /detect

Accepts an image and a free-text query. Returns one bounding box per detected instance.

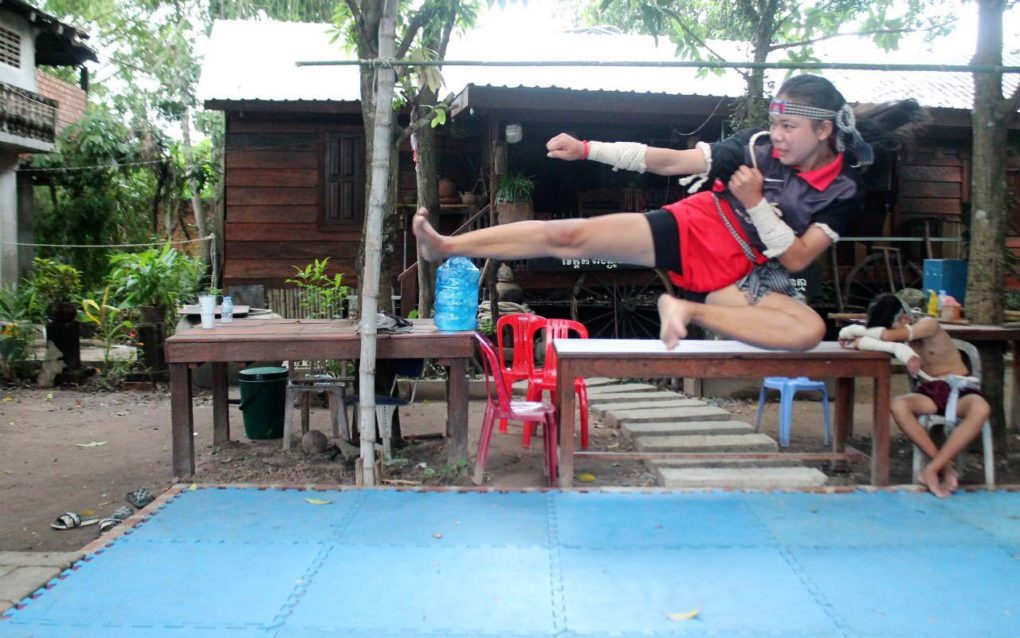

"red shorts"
[661,193,766,293]
[916,380,983,414]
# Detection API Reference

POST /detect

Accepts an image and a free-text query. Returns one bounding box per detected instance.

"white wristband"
[745,198,795,258]
[587,141,648,173]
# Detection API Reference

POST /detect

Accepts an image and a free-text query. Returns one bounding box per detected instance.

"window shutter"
[323,132,365,228]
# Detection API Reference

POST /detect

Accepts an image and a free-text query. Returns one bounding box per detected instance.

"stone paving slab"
[607,405,730,426]
[657,466,828,489]
[635,433,779,453]
[586,382,661,395]
[622,420,754,437]
[647,457,800,469]
[589,391,697,405]
[0,552,82,568]
[0,566,63,610]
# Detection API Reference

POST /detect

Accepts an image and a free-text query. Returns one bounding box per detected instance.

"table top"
[165,318,475,363]
[829,314,1020,341]
[553,339,888,360]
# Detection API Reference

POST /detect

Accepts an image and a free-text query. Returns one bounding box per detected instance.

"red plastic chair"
[495,313,547,433]
[473,333,558,486]
[525,318,590,450]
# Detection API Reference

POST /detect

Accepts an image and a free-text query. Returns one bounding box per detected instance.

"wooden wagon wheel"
[569,269,674,339]
[841,249,923,313]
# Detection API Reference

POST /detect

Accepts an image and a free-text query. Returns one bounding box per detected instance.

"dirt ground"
[2,376,1018,553]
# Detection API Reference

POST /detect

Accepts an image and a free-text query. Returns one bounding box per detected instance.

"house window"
[0,27,20,68]
[322,131,365,229]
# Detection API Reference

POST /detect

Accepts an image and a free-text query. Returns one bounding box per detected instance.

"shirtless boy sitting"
[839,293,990,497]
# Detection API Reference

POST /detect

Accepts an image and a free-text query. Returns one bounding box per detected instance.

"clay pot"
[460,192,476,205]
[438,179,457,199]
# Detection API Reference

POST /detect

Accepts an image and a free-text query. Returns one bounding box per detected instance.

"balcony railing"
[0,81,57,146]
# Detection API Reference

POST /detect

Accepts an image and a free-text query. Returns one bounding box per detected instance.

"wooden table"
[554,340,891,488]
[831,314,1020,433]
[165,318,475,479]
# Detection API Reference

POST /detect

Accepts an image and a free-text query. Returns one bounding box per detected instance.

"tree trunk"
[357,0,399,485]
[968,0,1012,444]
[414,101,439,317]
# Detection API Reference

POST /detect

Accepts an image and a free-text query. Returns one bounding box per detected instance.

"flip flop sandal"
[51,512,100,530]
[98,505,134,534]
[126,488,154,509]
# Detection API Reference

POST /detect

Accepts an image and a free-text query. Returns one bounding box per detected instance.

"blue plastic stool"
[753,377,831,448]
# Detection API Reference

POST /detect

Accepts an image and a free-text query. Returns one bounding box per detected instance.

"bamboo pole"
[358,0,399,486]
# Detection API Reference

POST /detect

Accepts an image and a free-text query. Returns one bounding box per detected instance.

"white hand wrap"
[746,198,795,258]
[587,141,648,173]
[838,325,885,341]
[856,336,919,366]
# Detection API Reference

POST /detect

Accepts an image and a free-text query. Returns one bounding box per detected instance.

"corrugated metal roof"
[198,19,1018,111]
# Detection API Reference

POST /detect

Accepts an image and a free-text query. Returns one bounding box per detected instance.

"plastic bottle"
[434,257,480,331]
[220,295,234,323]
[937,289,947,315]
[926,290,939,317]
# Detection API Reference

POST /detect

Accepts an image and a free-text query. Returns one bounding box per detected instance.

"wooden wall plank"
[224,259,357,279]
[225,241,360,260]
[899,165,963,182]
[229,187,318,206]
[226,151,318,169]
[226,222,362,242]
[227,205,319,224]
[226,168,318,188]
[226,133,318,152]
[898,198,962,215]
[899,181,961,198]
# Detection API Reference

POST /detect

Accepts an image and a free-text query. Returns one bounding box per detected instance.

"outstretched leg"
[891,393,947,497]
[658,286,826,351]
[413,207,656,267]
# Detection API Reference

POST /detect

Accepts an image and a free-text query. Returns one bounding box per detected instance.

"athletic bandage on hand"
[587,141,648,173]
[838,325,885,341]
[855,336,919,366]
[745,199,795,258]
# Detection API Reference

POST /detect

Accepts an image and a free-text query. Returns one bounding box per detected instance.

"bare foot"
[942,467,960,493]
[657,294,693,350]
[918,465,950,498]
[412,208,445,261]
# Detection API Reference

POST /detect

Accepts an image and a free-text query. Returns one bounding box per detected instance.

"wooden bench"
[553,340,891,488]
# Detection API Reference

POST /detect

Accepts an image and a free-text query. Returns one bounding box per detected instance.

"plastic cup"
[199,295,216,329]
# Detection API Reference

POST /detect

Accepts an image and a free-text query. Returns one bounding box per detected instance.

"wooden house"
[199,19,1019,329]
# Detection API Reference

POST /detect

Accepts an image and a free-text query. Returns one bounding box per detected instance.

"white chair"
[910,339,995,487]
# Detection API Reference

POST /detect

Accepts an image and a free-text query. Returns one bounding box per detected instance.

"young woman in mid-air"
[414,75,926,350]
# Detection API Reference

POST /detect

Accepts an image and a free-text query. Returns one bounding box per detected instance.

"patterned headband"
[769,98,874,167]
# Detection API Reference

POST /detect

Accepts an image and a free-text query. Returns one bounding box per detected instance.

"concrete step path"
[0,552,83,612]
[593,400,708,417]
[623,420,754,437]
[586,382,661,395]
[647,456,800,469]
[607,405,731,427]
[635,433,778,453]
[657,466,828,489]
[589,390,691,405]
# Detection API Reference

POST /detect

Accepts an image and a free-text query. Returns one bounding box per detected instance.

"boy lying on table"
[838,293,990,497]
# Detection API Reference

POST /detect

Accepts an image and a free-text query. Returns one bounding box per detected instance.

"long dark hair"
[866,293,912,328]
[776,75,929,164]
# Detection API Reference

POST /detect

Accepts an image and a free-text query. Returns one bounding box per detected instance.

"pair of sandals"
[51,488,155,532]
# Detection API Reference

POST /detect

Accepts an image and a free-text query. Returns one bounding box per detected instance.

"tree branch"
[344,0,362,25]
[768,21,956,54]
[395,5,436,61]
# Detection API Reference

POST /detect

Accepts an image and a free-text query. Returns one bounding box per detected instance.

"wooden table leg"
[211,362,229,445]
[557,361,575,488]
[871,367,891,486]
[170,363,194,480]
[834,377,854,453]
[445,358,468,461]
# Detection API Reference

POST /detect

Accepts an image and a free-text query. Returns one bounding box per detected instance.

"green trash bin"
[238,366,288,439]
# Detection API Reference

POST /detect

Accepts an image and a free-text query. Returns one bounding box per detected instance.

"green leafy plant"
[285,258,351,319]
[495,173,535,203]
[81,286,134,370]
[0,285,39,379]
[28,258,81,306]
[108,243,203,314]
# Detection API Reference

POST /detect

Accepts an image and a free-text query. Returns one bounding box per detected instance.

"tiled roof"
[198,19,1018,111]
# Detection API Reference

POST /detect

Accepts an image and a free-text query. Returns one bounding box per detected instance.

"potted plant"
[495,173,535,224]
[108,243,202,325]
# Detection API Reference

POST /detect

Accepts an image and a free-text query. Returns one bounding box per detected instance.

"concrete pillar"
[16,171,34,281]
[0,151,19,287]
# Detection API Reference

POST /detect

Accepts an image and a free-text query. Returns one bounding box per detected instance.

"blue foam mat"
[2,488,1018,637]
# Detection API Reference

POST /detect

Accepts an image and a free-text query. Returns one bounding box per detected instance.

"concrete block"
[634,433,778,453]
[657,466,828,489]
[0,566,61,604]
[589,391,694,405]
[623,420,754,437]
[595,399,707,415]
[586,383,661,395]
[0,552,82,568]
[647,457,799,470]
[608,405,730,426]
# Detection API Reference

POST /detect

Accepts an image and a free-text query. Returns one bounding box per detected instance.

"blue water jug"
[434,256,480,331]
